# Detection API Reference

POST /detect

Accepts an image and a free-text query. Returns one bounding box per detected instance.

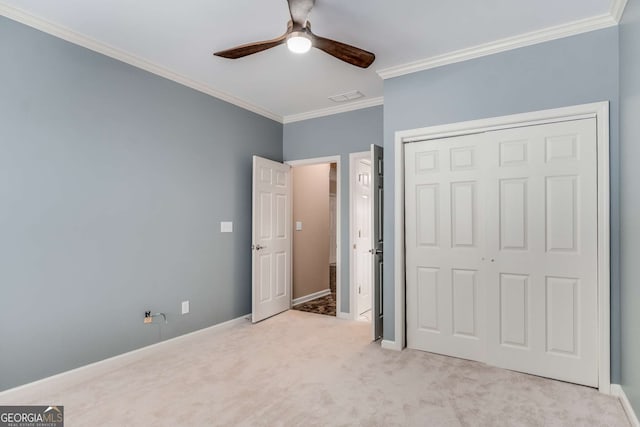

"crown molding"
[377,12,618,80]
[611,0,629,23]
[0,3,284,123]
[282,96,384,124]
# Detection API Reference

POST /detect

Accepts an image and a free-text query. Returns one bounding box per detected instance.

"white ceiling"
[0,0,623,122]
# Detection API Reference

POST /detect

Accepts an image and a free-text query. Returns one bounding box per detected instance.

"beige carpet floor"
[0,310,629,427]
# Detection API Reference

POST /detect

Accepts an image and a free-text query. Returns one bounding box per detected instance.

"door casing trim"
[393,102,611,393]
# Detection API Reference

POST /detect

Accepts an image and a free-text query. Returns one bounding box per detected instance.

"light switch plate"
[220,221,233,233]
[296,221,303,231]
[182,300,189,315]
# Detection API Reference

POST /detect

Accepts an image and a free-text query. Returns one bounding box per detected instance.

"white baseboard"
[337,311,351,320]
[611,384,640,427]
[0,313,251,398]
[381,339,403,351]
[292,289,331,306]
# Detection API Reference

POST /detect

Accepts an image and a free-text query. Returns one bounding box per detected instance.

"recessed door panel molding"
[275,170,287,187]
[546,276,579,357]
[406,116,599,388]
[546,175,579,253]
[275,194,287,239]
[260,166,272,184]
[452,269,478,338]
[417,184,439,247]
[416,151,439,174]
[500,140,528,167]
[500,178,528,251]
[417,267,440,332]
[260,192,273,240]
[500,273,529,348]
[252,156,291,323]
[259,254,272,303]
[450,147,476,171]
[275,252,287,297]
[545,134,579,163]
[451,181,476,248]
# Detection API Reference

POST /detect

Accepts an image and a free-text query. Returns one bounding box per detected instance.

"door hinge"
[359,286,361,294]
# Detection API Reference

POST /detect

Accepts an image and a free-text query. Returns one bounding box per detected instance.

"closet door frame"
[392,102,611,394]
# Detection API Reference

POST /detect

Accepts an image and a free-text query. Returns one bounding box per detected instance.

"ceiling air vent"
[328,90,365,103]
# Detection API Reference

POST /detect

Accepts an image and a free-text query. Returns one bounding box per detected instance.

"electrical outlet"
[182,300,189,315]
[144,311,152,324]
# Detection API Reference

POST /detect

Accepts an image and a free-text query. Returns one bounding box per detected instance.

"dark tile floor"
[292,264,336,317]
[292,292,336,316]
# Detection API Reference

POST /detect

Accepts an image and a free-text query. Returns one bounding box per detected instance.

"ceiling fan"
[213,0,375,69]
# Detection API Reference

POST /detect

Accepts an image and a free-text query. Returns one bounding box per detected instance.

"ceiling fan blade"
[214,23,292,59]
[287,0,315,28]
[309,31,375,68]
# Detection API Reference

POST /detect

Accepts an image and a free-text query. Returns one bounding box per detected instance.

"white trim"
[292,289,331,306]
[597,103,612,394]
[381,340,402,351]
[337,312,352,320]
[377,14,617,80]
[349,151,373,322]
[0,3,283,123]
[394,102,611,392]
[283,97,384,124]
[612,385,640,427]
[286,156,341,167]
[611,0,630,23]
[286,156,342,318]
[0,313,250,397]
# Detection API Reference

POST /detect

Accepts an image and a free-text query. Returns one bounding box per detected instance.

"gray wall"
[0,17,282,391]
[283,106,384,313]
[383,28,621,382]
[620,0,640,412]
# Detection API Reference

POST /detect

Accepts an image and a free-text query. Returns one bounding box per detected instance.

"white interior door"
[353,157,372,316]
[484,119,598,387]
[405,133,488,362]
[252,156,291,323]
[404,118,599,387]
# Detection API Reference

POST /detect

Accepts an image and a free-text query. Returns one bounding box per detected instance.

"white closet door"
[405,133,488,362]
[484,118,598,387]
[405,118,598,387]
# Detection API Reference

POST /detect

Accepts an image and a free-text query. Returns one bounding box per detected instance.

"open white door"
[353,156,372,317]
[370,144,384,340]
[252,156,292,323]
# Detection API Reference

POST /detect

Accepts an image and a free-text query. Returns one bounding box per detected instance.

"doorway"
[288,157,340,317]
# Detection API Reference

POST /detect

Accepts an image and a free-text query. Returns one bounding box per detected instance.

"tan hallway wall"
[292,164,330,299]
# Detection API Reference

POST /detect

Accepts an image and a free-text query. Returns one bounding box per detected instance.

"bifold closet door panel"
[484,118,598,387]
[405,133,489,363]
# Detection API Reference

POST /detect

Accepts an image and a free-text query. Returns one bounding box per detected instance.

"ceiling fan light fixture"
[287,32,312,54]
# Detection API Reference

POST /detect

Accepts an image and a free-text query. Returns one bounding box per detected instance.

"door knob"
[369,249,383,255]
[252,244,265,251]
